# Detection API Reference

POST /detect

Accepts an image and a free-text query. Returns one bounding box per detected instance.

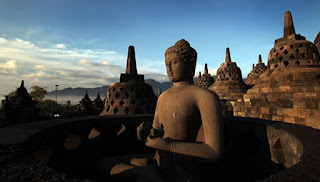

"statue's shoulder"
[191,85,220,101]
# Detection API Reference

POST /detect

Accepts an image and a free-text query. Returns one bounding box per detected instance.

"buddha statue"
[96,39,224,181]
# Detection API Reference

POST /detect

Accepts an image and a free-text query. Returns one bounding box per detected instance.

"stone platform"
[0,115,319,181]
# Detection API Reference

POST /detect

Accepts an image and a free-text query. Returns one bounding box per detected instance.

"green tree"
[30,85,48,101]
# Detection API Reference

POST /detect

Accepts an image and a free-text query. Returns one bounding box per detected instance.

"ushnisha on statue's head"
[165,39,197,82]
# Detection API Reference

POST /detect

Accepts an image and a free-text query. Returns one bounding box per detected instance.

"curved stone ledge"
[0,115,319,181]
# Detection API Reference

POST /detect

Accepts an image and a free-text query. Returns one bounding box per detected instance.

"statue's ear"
[191,58,197,66]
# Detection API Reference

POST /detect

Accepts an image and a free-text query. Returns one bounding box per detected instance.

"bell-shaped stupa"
[245,55,267,86]
[195,63,215,88]
[243,11,320,129]
[101,46,156,115]
[209,48,248,100]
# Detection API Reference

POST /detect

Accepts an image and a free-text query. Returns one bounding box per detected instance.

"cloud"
[0,36,129,93]
[0,60,17,73]
[209,68,218,76]
[56,43,66,49]
[78,59,123,72]
[0,37,7,44]
[0,36,168,94]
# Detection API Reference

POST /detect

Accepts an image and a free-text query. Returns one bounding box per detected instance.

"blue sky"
[0,0,319,95]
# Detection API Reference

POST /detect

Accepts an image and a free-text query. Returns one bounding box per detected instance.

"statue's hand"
[149,124,164,138]
[146,135,172,150]
[137,121,152,141]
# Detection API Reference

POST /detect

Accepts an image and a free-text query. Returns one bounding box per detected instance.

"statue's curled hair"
[165,39,197,65]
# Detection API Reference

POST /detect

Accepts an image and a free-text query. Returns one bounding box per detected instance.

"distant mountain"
[145,79,172,95]
[46,76,218,105]
[46,86,109,105]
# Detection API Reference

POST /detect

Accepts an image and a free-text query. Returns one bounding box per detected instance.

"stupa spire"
[199,72,201,78]
[284,11,295,37]
[126,46,137,75]
[85,90,89,99]
[20,80,24,88]
[97,92,100,99]
[204,63,208,74]
[225,47,231,63]
[258,54,262,64]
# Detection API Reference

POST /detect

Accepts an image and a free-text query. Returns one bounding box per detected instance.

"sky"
[0,0,319,96]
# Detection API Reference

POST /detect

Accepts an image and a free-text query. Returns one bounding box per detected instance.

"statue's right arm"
[137,97,161,141]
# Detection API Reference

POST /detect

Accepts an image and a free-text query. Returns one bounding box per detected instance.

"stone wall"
[220,96,320,130]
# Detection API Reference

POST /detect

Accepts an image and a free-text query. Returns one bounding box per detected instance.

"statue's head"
[165,39,197,82]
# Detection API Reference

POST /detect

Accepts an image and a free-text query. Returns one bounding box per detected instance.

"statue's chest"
[158,93,200,139]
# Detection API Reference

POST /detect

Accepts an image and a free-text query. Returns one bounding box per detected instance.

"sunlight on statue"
[97,39,224,181]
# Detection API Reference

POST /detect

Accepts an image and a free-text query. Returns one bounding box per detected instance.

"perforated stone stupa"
[240,11,320,129]
[100,46,156,115]
[245,55,267,86]
[209,48,249,100]
[195,63,215,88]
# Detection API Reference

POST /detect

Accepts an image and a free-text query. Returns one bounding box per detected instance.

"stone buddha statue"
[97,39,224,181]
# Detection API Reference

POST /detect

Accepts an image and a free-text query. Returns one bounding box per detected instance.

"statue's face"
[165,53,193,82]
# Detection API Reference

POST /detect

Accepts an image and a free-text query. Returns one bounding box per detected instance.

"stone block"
[245,102,252,107]
[285,108,298,117]
[234,106,241,112]
[293,93,306,98]
[267,98,277,102]
[261,107,270,114]
[304,92,317,98]
[297,109,311,118]
[279,99,293,108]
[272,115,284,121]
[284,116,295,124]
[277,108,286,116]
[293,99,306,109]
[278,85,291,92]
[238,112,245,117]
[305,99,318,109]
[303,86,315,92]
[294,118,306,125]
[261,114,272,120]
[261,87,270,93]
